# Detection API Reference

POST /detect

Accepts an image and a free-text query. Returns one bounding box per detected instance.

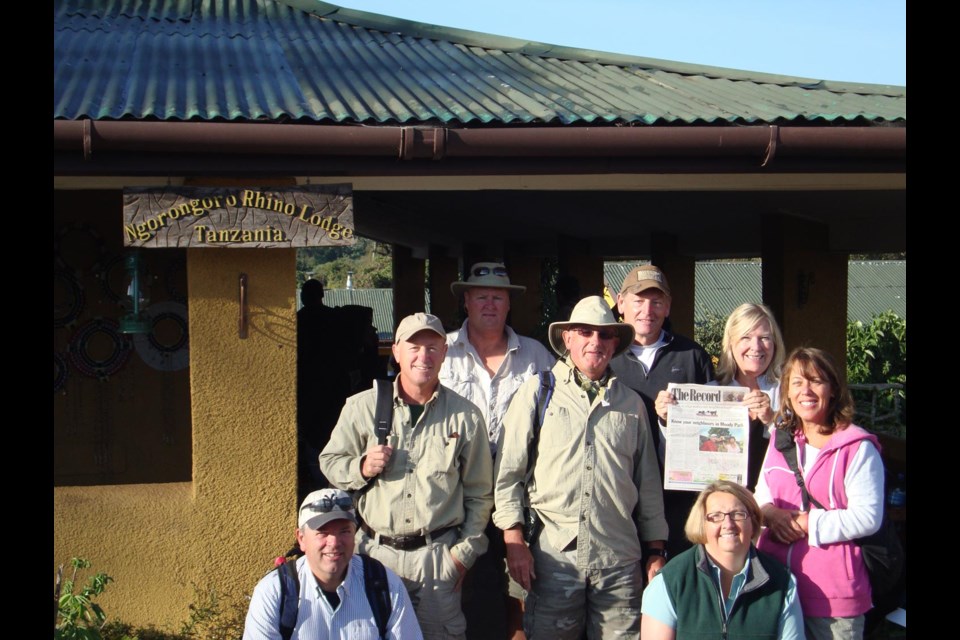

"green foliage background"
[296,238,392,289]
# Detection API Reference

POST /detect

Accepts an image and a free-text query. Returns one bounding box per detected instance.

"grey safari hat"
[450,262,526,297]
[548,296,635,358]
[298,488,357,530]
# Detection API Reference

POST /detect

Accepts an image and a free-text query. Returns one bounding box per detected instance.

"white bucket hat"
[451,262,526,297]
[548,296,634,358]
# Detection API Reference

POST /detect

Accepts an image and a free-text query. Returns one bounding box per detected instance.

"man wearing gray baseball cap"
[242,488,422,639]
[320,313,494,640]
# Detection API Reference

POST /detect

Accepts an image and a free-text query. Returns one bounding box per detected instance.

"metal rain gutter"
[53,120,905,168]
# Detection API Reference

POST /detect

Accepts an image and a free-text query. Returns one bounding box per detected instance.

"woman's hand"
[762,505,807,544]
[743,389,774,424]
[655,390,677,423]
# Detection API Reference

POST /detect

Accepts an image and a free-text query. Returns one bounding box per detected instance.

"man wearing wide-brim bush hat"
[441,261,555,639]
[493,295,668,640]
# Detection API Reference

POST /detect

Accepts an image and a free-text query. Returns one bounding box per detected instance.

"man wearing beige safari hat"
[440,261,554,639]
[493,296,667,640]
[320,312,494,640]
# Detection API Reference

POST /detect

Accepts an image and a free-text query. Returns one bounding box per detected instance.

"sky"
[335,1,906,86]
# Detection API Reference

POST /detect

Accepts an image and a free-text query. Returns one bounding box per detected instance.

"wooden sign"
[123,185,354,248]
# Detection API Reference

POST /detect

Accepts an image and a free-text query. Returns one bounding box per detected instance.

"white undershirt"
[628,330,667,374]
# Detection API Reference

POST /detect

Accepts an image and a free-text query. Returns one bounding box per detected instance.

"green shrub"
[55,558,116,640]
[846,311,906,431]
[694,311,726,368]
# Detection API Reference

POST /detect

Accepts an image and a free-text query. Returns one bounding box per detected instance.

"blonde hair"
[685,480,762,545]
[716,303,785,385]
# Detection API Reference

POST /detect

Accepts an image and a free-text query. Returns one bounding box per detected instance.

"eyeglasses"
[570,327,618,341]
[301,496,354,514]
[705,510,749,523]
[472,265,509,277]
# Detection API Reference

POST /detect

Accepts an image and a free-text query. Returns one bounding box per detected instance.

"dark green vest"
[659,545,789,639]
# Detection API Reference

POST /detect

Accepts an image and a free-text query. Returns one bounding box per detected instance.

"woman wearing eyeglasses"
[640,480,803,640]
[754,347,883,640]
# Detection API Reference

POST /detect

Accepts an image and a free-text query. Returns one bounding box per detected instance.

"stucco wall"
[54,247,299,627]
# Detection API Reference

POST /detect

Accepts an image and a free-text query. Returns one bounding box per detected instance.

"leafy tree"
[297,238,392,289]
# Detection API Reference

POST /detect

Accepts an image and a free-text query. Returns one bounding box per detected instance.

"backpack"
[773,429,905,608]
[275,547,393,640]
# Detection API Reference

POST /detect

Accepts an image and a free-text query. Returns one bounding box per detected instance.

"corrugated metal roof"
[323,288,394,339]
[604,260,905,324]
[54,0,906,125]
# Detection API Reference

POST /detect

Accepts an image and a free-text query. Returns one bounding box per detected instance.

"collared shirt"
[319,380,494,568]
[493,359,668,570]
[242,554,423,640]
[439,320,555,457]
[642,551,804,640]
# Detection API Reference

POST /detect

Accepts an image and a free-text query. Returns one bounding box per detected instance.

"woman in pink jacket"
[755,347,884,640]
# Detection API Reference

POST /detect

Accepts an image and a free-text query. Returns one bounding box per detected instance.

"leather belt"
[362,523,456,551]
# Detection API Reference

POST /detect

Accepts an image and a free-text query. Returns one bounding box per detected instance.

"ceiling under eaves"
[53,0,907,126]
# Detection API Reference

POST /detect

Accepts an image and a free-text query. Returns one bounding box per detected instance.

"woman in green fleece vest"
[640,481,803,639]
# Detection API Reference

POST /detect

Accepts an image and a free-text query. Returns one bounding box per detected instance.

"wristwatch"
[645,547,669,561]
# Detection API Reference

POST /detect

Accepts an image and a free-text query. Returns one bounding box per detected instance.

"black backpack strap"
[774,429,826,511]
[525,370,556,484]
[277,557,300,640]
[361,554,393,640]
[374,379,394,445]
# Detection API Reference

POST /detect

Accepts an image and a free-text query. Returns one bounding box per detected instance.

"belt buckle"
[392,535,417,550]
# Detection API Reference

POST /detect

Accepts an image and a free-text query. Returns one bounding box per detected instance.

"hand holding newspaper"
[663,383,750,491]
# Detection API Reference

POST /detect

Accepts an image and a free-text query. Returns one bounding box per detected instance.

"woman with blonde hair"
[716,303,786,490]
[640,480,803,640]
[755,347,883,639]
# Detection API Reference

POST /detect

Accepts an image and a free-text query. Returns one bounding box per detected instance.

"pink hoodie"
[757,424,878,617]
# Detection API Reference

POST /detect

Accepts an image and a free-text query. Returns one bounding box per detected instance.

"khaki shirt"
[493,359,668,570]
[439,320,556,457]
[319,379,494,568]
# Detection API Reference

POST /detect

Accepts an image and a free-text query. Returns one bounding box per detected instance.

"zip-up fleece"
[660,544,789,639]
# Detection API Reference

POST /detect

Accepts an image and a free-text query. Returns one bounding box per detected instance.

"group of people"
[245,262,886,640]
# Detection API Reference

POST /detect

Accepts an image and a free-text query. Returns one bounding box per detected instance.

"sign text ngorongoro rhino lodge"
[123,185,355,248]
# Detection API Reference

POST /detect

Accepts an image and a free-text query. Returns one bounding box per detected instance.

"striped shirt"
[242,554,423,640]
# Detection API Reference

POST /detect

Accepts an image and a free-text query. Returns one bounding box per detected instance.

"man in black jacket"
[611,264,715,561]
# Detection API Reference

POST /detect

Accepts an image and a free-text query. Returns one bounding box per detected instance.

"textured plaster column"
[186,247,298,601]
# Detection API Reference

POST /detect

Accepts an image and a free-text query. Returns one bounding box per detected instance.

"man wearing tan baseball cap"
[320,312,494,640]
[612,264,714,560]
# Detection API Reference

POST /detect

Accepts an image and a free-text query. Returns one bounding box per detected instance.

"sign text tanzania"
[123,185,355,248]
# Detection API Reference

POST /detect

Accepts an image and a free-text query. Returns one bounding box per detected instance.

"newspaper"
[663,383,751,492]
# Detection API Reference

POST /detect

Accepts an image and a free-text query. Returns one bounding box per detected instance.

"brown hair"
[776,347,855,436]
